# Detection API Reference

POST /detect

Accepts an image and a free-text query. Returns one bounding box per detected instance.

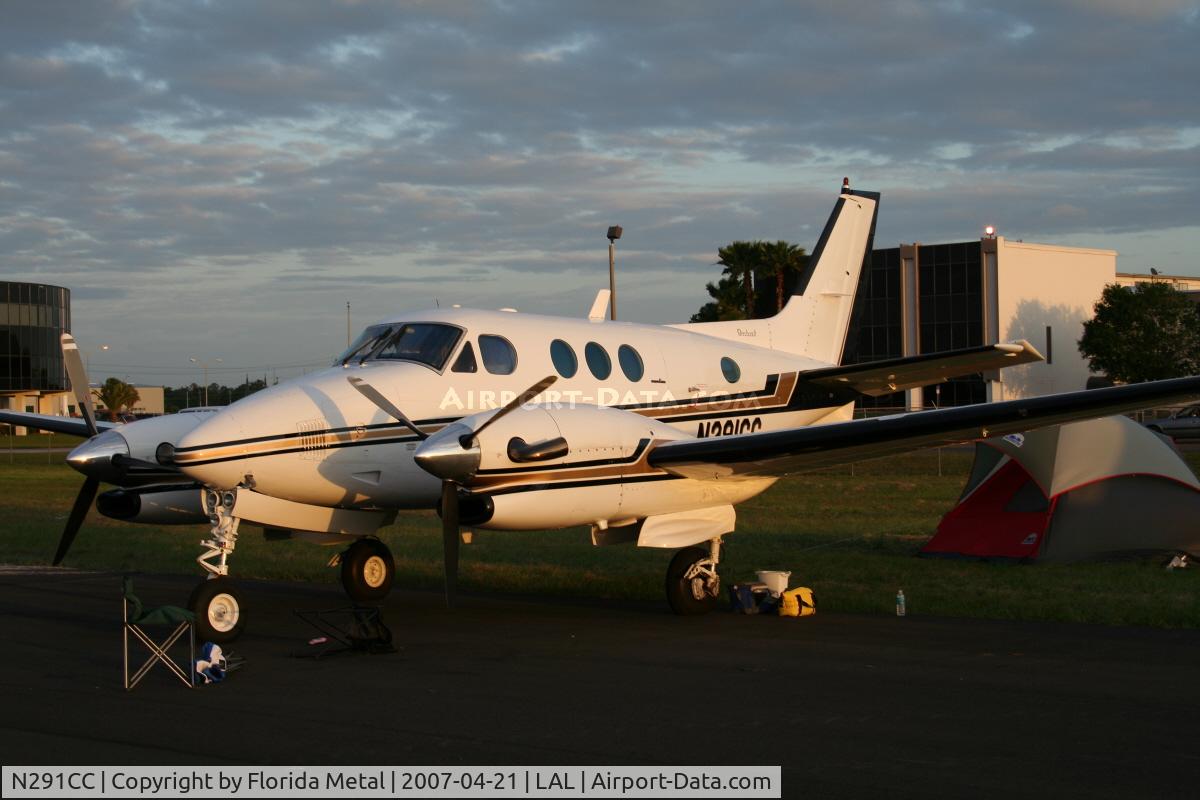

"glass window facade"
[0,281,71,392]
[843,248,904,409]
[843,242,985,410]
[917,242,984,407]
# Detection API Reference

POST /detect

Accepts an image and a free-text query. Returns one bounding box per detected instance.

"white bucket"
[756,570,791,595]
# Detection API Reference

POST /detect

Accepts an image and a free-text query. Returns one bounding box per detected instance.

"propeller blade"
[346,376,428,440]
[61,334,99,438]
[468,374,557,444]
[54,476,99,565]
[441,480,460,609]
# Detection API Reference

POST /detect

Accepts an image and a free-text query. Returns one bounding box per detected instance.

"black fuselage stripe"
[177,435,423,466]
[484,473,680,496]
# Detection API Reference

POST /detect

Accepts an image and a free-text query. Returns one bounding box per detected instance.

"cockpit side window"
[370,323,463,370]
[479,334,517,375]
[451,341,478,373]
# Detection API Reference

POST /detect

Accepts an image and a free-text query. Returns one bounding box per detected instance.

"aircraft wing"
[648,376,1200,480]
[0,410,115,438]
[801,340,1044,397]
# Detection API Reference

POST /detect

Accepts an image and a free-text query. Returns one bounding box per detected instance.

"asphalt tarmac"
[1,566,1197,799]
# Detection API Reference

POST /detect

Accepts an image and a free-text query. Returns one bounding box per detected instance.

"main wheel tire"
[665,546,720,616]
[190,577,246,643]
[340,538,395,604]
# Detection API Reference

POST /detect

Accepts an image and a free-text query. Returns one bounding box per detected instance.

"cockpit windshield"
[336,322,463,370]
[336,324,391,364]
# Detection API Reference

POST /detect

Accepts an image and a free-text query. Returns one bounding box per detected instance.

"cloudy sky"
[3,0,1198,385]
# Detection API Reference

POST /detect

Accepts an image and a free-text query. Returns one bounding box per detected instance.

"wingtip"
[997,339,1045,361]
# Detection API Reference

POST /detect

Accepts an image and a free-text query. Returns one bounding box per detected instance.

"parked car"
[1145,405,1200,439]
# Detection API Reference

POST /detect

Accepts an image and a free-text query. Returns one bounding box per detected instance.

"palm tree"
[716,241,761,318]
[760,240,808,312]
[93,377,141,421]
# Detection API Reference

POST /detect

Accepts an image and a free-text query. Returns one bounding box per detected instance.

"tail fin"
[676,181,878,365]
[774,183,879,363]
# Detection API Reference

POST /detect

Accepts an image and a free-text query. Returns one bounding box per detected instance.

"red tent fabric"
[921,417,1200,563]
[923,460,1051,560]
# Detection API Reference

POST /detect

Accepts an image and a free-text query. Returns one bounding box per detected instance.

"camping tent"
[921,415,1200,562]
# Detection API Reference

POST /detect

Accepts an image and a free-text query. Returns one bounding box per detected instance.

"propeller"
[349,373,558,607]
[54,476,99,566]
[62,334,99,437]
[441,479,459,607]
[464,374,558,448]
[347,376,428,440]
[52,334,103,563]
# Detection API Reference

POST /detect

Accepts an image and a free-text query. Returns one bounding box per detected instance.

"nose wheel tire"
[666,546,720,616]
[190,577,246,643]
[340,538,395,603]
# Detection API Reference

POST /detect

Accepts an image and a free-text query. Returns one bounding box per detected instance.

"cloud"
[0,0,1196,382]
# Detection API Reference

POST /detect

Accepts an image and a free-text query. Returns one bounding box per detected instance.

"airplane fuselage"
[173,307,856,510]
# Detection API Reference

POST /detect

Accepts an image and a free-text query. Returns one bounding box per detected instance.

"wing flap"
[804,340,1044,397]
[649,376,1200,480]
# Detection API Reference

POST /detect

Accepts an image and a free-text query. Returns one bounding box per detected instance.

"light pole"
[607,225,623,320]
[85,344,110,375]
[189,356,223,405]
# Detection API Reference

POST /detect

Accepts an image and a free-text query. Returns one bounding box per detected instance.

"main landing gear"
[338,537,395,603]
[665,537,722,616]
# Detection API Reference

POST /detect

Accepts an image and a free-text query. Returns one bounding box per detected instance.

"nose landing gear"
[191,489,246,642]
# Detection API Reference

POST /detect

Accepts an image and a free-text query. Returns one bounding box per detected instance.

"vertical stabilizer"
[773,183,879,363]
[675,181,878,365]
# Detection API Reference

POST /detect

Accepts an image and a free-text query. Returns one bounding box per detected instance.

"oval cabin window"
[550,339,578,378]
[720,356,741,383]
[617,345,644,382]
[585,342,612,380]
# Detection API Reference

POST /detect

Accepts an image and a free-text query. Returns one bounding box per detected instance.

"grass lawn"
[1,430,87,450]
[2,448,1197,628]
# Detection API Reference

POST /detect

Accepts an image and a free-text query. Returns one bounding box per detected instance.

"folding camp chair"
[122,576,196,690]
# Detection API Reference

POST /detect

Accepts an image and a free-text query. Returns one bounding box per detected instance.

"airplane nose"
[414,423,480,482]
[66,429,129,483]
[172,408,251,489]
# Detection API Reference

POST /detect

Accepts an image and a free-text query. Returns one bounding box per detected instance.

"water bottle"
[896,589,906,617]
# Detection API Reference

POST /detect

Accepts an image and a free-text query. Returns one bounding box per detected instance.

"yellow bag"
[779,587,816,617]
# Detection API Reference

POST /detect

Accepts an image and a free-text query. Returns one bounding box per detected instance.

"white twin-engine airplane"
[9,181,1200,643]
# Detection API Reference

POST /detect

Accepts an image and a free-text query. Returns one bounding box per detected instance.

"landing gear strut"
[339,538,395,603]
[191,489,246,642]
[666,537,722,615]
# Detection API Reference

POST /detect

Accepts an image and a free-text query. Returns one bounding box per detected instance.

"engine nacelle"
[96,485,209,525]
[419,404,768,531]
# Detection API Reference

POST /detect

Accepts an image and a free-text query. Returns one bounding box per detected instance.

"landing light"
[984,225,997,238]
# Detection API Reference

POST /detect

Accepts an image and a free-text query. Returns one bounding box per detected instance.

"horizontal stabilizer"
[803,340,1044,397]
[649,375,1200,480]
